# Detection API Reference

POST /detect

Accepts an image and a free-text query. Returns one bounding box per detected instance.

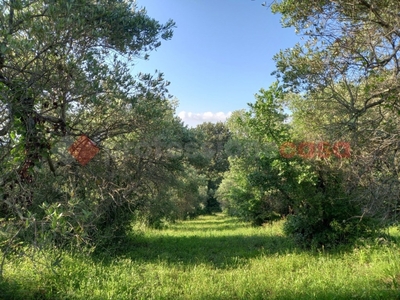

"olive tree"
[0,0,178,262]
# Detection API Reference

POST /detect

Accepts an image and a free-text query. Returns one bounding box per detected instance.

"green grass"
[1,214,400,299]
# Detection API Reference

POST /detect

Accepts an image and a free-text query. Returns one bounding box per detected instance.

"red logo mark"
[279,142,350,159]
[68,135,99,166]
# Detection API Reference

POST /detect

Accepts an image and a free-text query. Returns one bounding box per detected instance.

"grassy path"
[1,214,400,299]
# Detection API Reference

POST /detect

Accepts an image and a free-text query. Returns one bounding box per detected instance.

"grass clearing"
[1,214,400,299]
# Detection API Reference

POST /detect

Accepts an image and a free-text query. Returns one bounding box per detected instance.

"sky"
[134,0,300,127]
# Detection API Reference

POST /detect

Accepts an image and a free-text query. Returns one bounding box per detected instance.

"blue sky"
[134,0,300,127]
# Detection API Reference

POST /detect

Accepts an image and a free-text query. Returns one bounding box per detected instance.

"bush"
[283,192,377,249]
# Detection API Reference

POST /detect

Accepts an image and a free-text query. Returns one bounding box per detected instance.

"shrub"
[283,191,377,249]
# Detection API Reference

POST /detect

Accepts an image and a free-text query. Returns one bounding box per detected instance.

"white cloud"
[178,111,232,127]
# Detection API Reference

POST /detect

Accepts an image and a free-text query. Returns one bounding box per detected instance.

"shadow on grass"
[0,278,52,300]
[130,234,296,267]
[166,216,250,232]
[95,216,302,269]
[93,214,400,270]
[172,218,242,226]
[201,286,400,300]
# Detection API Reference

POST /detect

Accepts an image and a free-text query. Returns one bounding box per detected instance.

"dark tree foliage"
[193,122,231,214]
[0,0,206,263]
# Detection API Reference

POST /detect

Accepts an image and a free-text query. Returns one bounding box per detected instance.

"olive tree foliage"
[218,85,308,225]
[192,122,231,214]
[0,0,174,174]
[0,0,210,266]
[218,83,376,247]
[270,0,400,230]
[217,111,282,223]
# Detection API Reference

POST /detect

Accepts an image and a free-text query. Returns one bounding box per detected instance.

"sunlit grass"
[1,214,399,299]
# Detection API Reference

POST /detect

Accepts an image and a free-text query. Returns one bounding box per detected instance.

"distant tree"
[218,84,299,225]
[193,122,231,213]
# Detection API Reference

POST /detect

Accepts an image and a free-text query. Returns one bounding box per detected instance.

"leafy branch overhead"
[272,0,400,116]
[0,0,175,175]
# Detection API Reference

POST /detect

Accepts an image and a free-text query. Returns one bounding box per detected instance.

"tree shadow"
[166,218,249,232]
[94,217,302,269]
[100,234,298,269]
[0,277,52,300]
[93,214,400,271]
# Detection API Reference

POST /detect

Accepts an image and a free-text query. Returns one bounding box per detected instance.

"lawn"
[1,214,399,299]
